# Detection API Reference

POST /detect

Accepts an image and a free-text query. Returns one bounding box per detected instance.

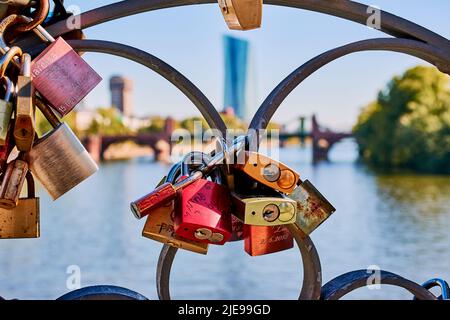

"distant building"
[223,36,249,120]
[122,115,151,131]
[110,75,133,117]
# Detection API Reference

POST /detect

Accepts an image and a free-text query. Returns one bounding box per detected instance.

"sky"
[62,0,450,131]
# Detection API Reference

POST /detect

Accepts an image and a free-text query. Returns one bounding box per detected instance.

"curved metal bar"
[16,0,450,51]
[157,224,322,300]
[416,278,450,300]
[58,39,227,134]
[249,38,450,132]
[321,269,437,300]
[56,285,148,300]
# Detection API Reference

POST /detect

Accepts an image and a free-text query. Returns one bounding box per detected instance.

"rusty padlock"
[234,151,300,194]
[0,152,28,209]
[289,180,336,236]
[142,162,208,255]
[0,76,14,145]
[0,171,40,239]
[231,192,297,226]
[173,166,232,246]
[244,225,293,256]
[26,97,98,200]
[218,0,263,30]
[31,24,102,117]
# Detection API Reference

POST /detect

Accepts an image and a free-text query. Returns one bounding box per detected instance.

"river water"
[0,140,449,300]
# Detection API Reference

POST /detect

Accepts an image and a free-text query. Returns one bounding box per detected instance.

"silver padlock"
[26,97,98,200]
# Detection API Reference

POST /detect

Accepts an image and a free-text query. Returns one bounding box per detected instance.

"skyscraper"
[109,75,133,117]
[223,36,249,120]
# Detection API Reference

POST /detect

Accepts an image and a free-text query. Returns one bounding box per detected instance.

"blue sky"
[64,0,450,130]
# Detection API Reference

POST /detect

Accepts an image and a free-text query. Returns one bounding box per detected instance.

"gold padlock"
[26,97,98,200]
[234,151,300,194]
[289,180,336,235]
[0,154,28,209]
[231,192,297,226]
[218,0,263,30]
[142,201,209,255]
[14,52,36,152]
[0,172,39,239]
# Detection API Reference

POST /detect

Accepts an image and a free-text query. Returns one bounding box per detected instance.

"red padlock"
[174,178,232,245]
[31,31,102,117]
[244,225,294,256]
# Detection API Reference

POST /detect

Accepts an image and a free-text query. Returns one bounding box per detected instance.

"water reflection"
[0,141,448,300]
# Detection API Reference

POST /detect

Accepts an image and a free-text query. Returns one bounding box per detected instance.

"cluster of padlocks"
[131,137,336,256]
[0,2,101,239]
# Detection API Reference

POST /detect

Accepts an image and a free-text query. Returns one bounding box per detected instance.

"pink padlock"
[31,32,102,117]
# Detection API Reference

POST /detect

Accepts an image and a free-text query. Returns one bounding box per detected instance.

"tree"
[353,66,450,173]
[86,107,130,136]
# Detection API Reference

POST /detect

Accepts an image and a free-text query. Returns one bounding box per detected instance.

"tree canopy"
[353,66,450,174]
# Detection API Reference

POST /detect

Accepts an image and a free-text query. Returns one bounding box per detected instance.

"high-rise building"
[109,75,133,117]
[223,36,249,120]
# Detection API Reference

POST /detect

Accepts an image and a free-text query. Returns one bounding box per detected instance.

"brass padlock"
[231,192,297,226]
[289,180,336,235]
[0,76,14,145]
[233,151,300,194]
[14,52,36,152]
[142,201,209,255]
[26,98,98,200]
[142,164,209,255]
[0,171,39,239]
[218,0,263,30]
[0,153,28,209]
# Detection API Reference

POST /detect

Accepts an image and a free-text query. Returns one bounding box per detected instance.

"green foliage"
[138,116,167,133]
[353,66,450,173]
[86,107,131,136]
[35,107,79,137]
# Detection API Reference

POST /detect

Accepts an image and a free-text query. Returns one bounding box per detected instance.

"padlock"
[234,151,300,194]
[142,162,208,255]
[288,180,336,235]
[0,76,14,145]
[0,171,39,239]
[231,192,297,226]
[0,125,13,173]
[244,225,293,256]
[130,136,247,219]
[14,52,36,152]
[218,0,262,31]
[173,168,232,245]
[31,25,102,117]
[26,97,98,200]
[0,153,28,209]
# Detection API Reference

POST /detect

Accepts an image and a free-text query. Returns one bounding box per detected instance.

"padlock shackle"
[20,52,31,76]
[13,0,50,33]
[25,171,35,198]
[35,96,60,128]
[0,14,51,71]
[0,76,13,102]
[0,45,21,78]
